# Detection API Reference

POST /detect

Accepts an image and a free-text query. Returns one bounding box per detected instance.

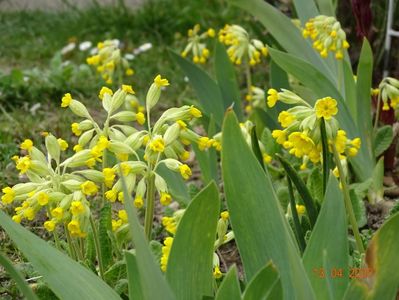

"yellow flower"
[120,162,132,176]
[288,132,315,157]
[85,158,96,168]
[61,93,73,108]
[96,136,110,151]
[58,138,69,151]
[70,201,85,215]
[207,28,216,37]
[162,216,177,234]
[118,210,128,223]
[67,219,81,235]
[103,168,115,188]
[125,68,134,76]
[213,266,222,279]
[122,84,135,94]
[118,192,124,202]
[23,207,35,220]
[99,86,113,100]
[51,207,64,220]
[296,204,306,215]
[136,112,145,125]
[180,150,190,161]
[71,123,82,136]
[73,144,83,152]
[160,237,173,272]
[190,106,202,118]
[149,137,165,153]
[44,220,56,232]
[267,89,278,107]
[160,192,172,206]
[351,138,361,149]
[86,55,100,65]
[154,75,170,87]
[314,97,338,120]
[80,181,98,196]
[20,139,33,151]
[16,156,31,174]
[272,130,286,145]
[198,137,211,151]
[278,111,296,128]
[116,153,129,161]
[112,219,123,231]
[1,187,15,204]
[220,211,229,220]
[334,130,347,153]
[263,153,272,164]
[105,189,118,202]
[12,215,22,223]
[134,196,144,208]
[179,164,192,180]
[37,192,49,206]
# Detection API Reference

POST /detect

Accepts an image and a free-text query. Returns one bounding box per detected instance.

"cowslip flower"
[181,24,214,64]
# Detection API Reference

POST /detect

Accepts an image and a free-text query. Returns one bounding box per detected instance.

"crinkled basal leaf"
[374,125,393,157]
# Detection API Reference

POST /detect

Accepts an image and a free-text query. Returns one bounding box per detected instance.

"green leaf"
[125,252,144,300]
[166,182,220,300]
[303,176,349,300]
[0,252,39,300]
[228,0,333,81]
[170,50,225,127]
[343,281,368,300]
[99,202,113,269]
[307,167,324,204]
[0,210,121,300]
[356,39,374,155]
[221,111,315,299]
[315,0,335,16]
[215,266,241,300]
[242,262,281,300]
[349,189,367,228]
[288,178,306,253]
[374,125,393,157]
[277,155,318,227]
[342,60,357,120]
[214,42,243,119]
[364,212,399,300]
[292,0,319,23]
[250,126,265,170]
[157,164,191,206]
[119,173,175,300]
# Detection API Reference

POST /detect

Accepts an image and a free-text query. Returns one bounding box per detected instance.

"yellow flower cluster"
[86,40,134,85]
[160,237,173,272]
[302,15,349,60]
[181,24,215,64]
[377,77,399,110]
[268,89,361,169]
[219,24,268,65]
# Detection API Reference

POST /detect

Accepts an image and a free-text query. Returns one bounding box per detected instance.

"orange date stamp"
[312,267,374,279]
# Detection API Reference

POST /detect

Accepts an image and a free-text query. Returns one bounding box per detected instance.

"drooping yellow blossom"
[20,139,33,151]
[136,112,145,125]
[103,168,116,188]
[70,201,85,215]
[263,153,272,164]
[160,192,172,206]
[267,89,279,107]
[99,86,113,100]
[160,237,173,272]
[154,75,170,87]
[125,68,134,76]
[189,106,202,118]
[178,164,192,180]
[122,84,135,94]
[181,24,213,63]
[149,137,165,153]
[51,207,64,220]
[71,123,82,136]
[80,181,98,196]
[58,138,69,151]
[12,215,22,223]
[37,192,49,206]
[68,219,85,237]
[118,210,128,223]
[220,211,229,220]
[296,204,306,215]
[213,266,223,279]
[278,111,296,128]
[16,156,31,174]
[112,219,123,231]
[314,97,338,120]
[105,189,118,202]
[61,93,73,108]
[1,187,15,204]
[162,216,177,234]
[134,196,144,208]
[44,220,56,232]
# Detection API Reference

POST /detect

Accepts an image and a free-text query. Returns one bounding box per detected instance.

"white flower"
[133,42,153,55]
[124,53,135,60]
[61,43,76,55]
[79,41,92,51]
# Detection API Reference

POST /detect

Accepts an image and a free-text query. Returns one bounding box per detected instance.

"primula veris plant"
[180,24,215,64]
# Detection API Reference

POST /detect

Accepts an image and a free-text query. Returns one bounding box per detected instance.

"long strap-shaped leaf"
[0,210,121,300]
[166,182,220,300]
[215,265,241,300]
[222,111,315,299]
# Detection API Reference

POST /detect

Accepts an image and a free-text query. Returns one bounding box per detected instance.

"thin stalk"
[101,148,108,207]
[89,215,105,279]
[332,144,365,254]
[144,172,156,241]
[245,62,252,97]
[53,230,61,251]
[64,225,77,260]
[373,93,382,131]
[287,178,306,254]
[320,118,329,195]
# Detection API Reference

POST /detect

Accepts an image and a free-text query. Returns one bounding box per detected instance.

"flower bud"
[161,158,181,171]
[69,100,91,118]
[108,141,134,154]
[154,173,168,192]
[45,134,60,162]
[164,123,180,145]
[74,170,104,182]
[78,129,94,147]
[62,179,83,191]
[146,83,162,111]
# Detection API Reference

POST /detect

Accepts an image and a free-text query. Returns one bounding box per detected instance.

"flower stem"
[332,144,365,254]
[320,118,329,195]
[245,62,252,97]
[373,93,382,131]
[64,225,77,260]
[144,172,155,241]
[89,215,105,279]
